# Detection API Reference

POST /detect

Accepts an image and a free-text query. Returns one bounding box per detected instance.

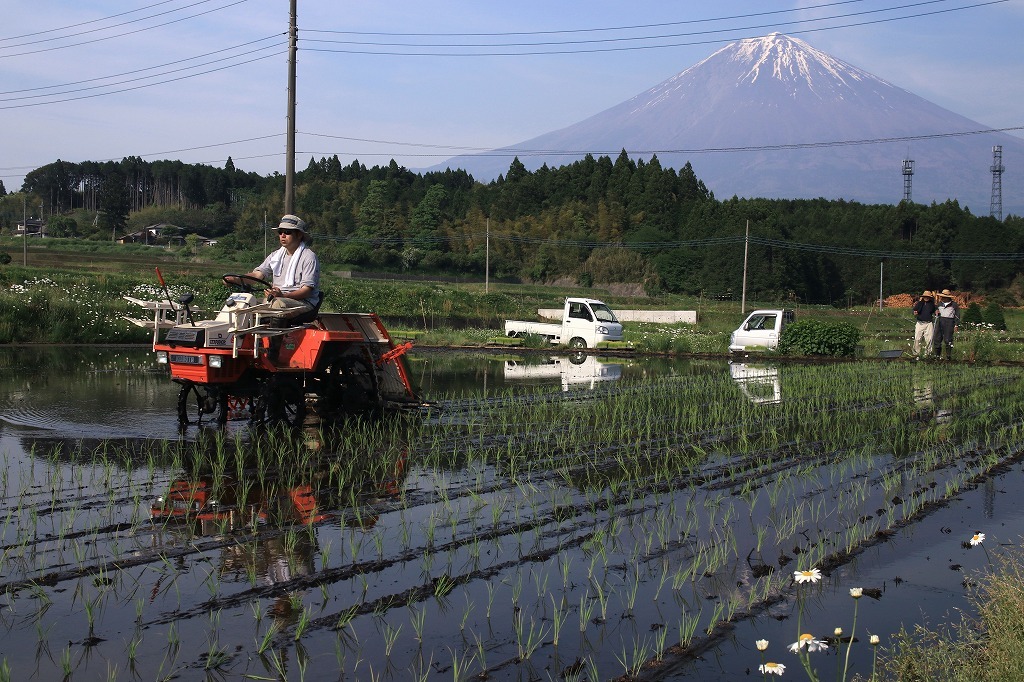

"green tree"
[98,171,130,239]
[983,302,1007,330]
[961,304,984,325]
[46,214,79,238]
[22,160,80,212]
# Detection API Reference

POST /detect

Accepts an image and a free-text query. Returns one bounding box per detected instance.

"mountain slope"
[429,33,1022,215]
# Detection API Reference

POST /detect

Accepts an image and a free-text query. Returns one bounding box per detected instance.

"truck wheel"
[568,337,588,349]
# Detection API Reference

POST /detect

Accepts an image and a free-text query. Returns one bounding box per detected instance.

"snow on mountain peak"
[725,33,882,96]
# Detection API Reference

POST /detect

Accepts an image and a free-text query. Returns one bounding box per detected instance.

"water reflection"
[149,427,409,623]
[729,362,781,405]
[502,353,624,390]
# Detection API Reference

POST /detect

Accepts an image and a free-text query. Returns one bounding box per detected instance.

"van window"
[568,303,593,321]
[748,314,777,330]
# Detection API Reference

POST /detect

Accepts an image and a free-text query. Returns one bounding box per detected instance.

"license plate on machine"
[169,354,203,365]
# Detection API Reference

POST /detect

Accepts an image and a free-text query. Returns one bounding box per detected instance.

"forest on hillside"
[2,153,1023,305]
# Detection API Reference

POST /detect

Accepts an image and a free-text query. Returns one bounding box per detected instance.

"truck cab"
[563,299,623,348]
[729,309,795,352]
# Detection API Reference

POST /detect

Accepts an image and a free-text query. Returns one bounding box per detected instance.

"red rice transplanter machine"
[125,270,420,427]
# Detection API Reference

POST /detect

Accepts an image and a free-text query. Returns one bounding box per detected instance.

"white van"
[729,309,795,352]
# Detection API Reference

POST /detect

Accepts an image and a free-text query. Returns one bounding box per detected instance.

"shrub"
[983,302,1007,331]
[0,252,10,264]
[778,319,861,357]
[961,304,984,326]
[961,329,998,362]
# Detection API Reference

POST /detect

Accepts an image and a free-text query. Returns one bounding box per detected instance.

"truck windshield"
[591,304,618,323]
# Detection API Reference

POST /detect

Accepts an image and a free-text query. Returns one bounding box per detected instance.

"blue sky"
[2,0,1022,193]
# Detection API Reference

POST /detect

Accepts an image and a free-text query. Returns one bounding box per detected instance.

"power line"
[0,0,224,47]
[4,122,1021,180]
[303,1,1008,56]
[0,51,282,110]
[305,0,876,37]
[295,125,1024,159]
[304,0,960,49]
[0,42,284,104]
[0,35,282,96]
[0,0,252,58]
[1,0,210,42]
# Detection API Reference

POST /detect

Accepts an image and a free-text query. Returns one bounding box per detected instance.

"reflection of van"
[503,354,623,391]
[729,363,781,404]
[729,309,795,352]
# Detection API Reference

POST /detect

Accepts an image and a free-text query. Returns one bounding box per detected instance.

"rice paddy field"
[1,347,1023,681]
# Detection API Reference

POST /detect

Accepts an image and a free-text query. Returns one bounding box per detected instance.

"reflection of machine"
[503,353,623,390]
[126,273,419,428]
[151,477,330,532]
[729,363,782,404]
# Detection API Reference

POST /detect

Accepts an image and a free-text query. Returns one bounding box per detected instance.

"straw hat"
[921,290,934,298]
[937,289,954,299]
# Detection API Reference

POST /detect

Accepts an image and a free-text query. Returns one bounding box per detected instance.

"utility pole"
[22,196,27,266]
[741,220,749,315]
[879,261,884,311]
[284,0,297,215]
[485,217,490,294]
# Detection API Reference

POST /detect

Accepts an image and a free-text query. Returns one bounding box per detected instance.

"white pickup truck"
[505,298,624,349]
[729,309,795,352]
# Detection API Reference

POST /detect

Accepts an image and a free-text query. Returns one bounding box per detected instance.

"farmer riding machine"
[126,271,419,427]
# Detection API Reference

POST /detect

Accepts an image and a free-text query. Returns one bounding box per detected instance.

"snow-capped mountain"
[429,33,1022,214]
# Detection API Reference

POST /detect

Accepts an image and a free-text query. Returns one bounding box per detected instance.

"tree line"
[3,153,1023,305]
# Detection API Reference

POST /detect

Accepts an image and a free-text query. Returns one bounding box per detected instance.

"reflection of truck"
[503,353,623,390]
[729,309,795,352]
[504,298,624,349]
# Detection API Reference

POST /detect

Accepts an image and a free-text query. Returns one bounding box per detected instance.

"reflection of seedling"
[409,605,426,642]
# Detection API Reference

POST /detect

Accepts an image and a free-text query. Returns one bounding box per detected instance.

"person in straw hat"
[911,290,936,359]
[226,214,321,321]
[932,289,960,360]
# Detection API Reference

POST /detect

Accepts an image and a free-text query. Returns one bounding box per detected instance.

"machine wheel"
[316,356,379,419]
[177,383,228,426]
[568,337,588,349]
[254,376,306,428]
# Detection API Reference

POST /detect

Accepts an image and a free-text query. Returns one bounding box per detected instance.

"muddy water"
[1,347,1023,681]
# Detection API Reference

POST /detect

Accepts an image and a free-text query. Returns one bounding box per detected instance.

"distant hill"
[429,33,1023,216]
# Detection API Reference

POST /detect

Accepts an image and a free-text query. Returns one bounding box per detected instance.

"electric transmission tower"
[990,145,1004,221]
[902,159,914,203]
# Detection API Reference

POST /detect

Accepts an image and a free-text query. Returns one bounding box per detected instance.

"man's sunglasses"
[277,229,298,236]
